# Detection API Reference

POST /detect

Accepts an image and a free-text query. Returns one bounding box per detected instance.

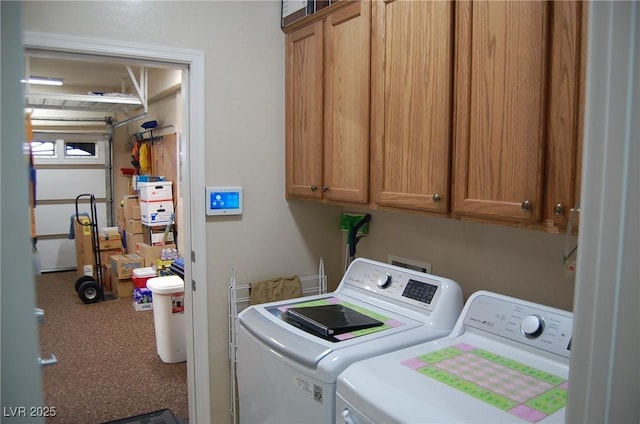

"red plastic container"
[132,267,157,289]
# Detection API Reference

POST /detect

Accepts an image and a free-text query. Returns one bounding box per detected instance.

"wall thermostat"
[205,186,243,216]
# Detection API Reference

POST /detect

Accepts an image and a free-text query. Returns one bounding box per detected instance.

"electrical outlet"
[388,254,432,274]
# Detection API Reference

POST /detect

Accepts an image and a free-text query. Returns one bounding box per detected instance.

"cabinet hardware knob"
[554,203,564,216]
[310,185,318,192]
[322,185,329,192]
[521,200,532,212]
[432,193,441,204]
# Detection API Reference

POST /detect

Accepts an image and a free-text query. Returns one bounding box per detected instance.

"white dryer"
[236,258,464,424]
[336,291,573,424]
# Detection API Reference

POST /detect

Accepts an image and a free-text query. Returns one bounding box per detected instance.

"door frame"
[23,31,210,422]
[566,2,639,422]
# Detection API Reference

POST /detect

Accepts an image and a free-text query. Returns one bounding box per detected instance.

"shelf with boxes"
[118,180,176,253]
[115,179,180,309]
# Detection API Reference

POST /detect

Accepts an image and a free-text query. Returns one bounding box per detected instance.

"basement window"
[65,141,96,157]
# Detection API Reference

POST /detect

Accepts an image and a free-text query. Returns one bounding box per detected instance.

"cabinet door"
[453,1,549,223]
[371,0,454,213]
[322,1,370,204]
[543,1,587,230]
[285,21,324,200]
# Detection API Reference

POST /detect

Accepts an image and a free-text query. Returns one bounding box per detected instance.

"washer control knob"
[521,315,545,338]
[377,272,392,289]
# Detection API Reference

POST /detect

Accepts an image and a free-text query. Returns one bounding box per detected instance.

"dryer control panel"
[341,259,451,312]
[462,293,573,358]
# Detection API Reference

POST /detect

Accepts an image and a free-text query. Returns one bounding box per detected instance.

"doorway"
[24,31,210,422]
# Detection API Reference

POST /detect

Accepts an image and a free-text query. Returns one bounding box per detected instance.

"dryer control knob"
[377,272,392,289]
[521,315,545,338]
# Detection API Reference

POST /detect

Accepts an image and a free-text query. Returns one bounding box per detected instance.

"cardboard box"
[133,288,153,311]
[132,176,165,191]
[110,254,145,280]
[125,232,144,254]
[125,219,143,234]
[136,242,177,267]
[138,181,173,202]
[98,233,122,251]
[113,278,134,299]
[136,175,165,183]
[74,216,95,277]
[123,195,141,220]
[99,226,120,238]
[142,224,175,246]
[140,200,174,225]
[116,207,126,232]
[99,248,123,269]
[100,265,113,292]
[133,302,153,312]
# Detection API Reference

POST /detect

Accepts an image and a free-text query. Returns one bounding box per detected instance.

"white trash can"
[146,275,186,363]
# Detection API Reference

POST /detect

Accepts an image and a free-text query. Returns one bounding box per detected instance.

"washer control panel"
[462,293,573,358]
[342,259,446,311]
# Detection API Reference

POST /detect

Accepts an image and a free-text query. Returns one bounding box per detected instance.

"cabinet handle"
[310,185,318,192]
[554,203,564,216]
[322,185,329,192]
[432,193,441,204]
[521,200,532,212]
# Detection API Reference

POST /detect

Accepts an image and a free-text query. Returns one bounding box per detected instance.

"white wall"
[350,208,576,311]
[22,2,343,422]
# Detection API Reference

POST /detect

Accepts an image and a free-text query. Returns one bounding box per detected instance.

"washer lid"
[147,275,184,293]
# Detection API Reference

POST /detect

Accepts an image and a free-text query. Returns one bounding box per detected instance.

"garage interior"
[27,53,189,423]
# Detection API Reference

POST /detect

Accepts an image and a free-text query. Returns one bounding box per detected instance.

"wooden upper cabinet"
[285,20,324,200]
[370,0,454,214]
[285,0,585,232]
[453,0,586,229]
[285,1,370,204]
[543,1,587,230]
[323,1,370,203]
[453,1,549,223]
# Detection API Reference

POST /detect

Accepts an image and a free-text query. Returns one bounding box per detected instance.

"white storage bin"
[138,181,173,202]
[140,200,174,225]
[146,275,185,363]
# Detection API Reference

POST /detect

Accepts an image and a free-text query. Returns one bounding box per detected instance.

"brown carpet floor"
[36,271,188,423]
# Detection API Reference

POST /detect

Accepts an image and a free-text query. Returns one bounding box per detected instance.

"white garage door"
[33,134,111,272]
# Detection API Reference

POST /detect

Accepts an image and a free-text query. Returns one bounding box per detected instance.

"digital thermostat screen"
[210,192,240,209]
[205,186,243,216]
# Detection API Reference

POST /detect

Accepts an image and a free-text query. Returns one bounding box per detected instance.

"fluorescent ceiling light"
[21,77,63,86]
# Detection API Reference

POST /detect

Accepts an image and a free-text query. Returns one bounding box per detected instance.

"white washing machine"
[336,290,573,424]
[236,258,464,424]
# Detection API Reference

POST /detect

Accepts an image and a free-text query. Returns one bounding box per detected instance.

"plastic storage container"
[132,267,157,289]
[146,275,186,363]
